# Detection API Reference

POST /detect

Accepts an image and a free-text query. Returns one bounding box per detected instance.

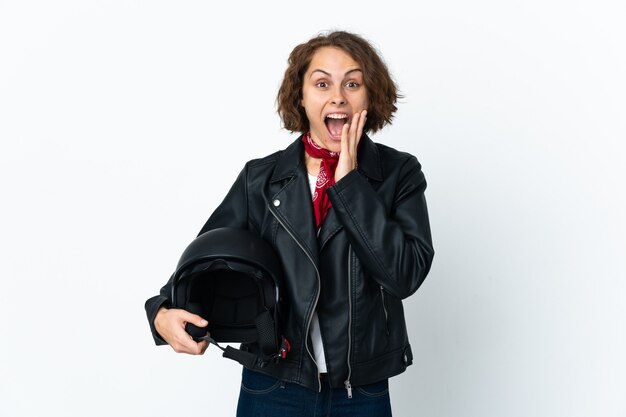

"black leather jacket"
[145,135,434,392]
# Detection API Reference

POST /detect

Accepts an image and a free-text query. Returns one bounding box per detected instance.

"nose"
[330,86,346,105]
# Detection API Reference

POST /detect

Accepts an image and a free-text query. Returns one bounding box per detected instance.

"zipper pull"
[344,380,353,399]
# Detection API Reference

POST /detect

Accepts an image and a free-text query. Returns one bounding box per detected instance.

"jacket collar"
[355,134,383,182]
[268,133,383,257]
[270,133,383,183]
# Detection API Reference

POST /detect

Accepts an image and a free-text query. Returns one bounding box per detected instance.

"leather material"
[145,134,434,391]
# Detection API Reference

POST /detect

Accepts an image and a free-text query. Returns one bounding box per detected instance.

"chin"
[324,136,342,153]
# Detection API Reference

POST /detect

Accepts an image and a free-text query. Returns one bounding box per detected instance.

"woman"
[145,30,434,416]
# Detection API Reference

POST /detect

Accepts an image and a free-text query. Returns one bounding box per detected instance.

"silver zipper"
[344,245,353,398]
[380,285,390,336]
[269,204,322,392]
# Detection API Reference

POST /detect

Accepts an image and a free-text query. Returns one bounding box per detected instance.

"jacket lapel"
[268,134,383,257]
[317,207,341,249]
[318,134,383,251]
[268,136,320,265]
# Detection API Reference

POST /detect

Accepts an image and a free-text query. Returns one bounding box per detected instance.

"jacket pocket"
[380,285,390,336]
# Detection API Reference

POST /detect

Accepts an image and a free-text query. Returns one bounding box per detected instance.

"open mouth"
[324,113,349,140]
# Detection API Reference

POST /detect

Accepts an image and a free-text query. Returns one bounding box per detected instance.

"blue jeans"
[236,368,392,417]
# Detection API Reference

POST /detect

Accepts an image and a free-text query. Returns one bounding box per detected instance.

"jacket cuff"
[145,295,170,346]
[331,169,363,193]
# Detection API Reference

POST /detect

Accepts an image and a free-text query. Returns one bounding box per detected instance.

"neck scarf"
[302,133,339,228]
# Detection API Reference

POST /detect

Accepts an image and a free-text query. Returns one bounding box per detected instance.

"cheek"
[360,92,369,109]
[349,92,368,110]
[301,94,314,110]
[302,97,324,116]
[302,106,319,127]
[300,87,309,108]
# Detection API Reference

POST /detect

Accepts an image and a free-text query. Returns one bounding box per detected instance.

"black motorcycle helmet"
[171,227,289,368]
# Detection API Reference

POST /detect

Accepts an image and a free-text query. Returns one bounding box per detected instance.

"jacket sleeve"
[144,275,174,345]
[326,155,434,299]
[144,164,250,345]
[197,164,250,235]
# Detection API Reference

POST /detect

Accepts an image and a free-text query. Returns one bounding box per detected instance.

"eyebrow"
[309,68,363,79]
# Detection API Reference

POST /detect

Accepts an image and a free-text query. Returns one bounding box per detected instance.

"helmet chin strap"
[196,334,291,369]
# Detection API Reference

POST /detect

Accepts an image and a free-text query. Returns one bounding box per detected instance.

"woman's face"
[301,46,369,153]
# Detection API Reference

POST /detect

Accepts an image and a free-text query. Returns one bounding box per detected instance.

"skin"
[155,47,370,355]
[154,307,209,354]
[300,46,368,181]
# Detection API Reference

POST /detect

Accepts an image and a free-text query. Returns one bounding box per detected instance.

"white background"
[1,1,625,416]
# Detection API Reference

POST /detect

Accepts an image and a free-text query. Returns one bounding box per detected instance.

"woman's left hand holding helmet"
[335,110,367,182]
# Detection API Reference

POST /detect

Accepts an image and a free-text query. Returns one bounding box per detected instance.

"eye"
[316,81,328,88]
[345,81,360,89]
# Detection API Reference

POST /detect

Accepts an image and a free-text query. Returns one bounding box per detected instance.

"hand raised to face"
[334,109,367,183]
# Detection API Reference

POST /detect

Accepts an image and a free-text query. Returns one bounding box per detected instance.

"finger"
[351,110,366,150]
[356,110,367,145]
[178,310,208,328]
[185,340,207,355]
[340,121,350,155]
[173,327,208,354]
[349,112,360,142]
[171,331,199,354]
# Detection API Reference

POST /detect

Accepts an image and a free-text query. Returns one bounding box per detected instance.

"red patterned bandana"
[302,133,339,228]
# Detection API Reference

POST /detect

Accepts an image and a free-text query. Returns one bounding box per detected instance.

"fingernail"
[200,319,208,326]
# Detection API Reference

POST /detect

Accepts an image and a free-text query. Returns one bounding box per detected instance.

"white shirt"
[308,173,328,373]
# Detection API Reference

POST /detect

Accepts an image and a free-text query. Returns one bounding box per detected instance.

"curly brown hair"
[277,30,400,134]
